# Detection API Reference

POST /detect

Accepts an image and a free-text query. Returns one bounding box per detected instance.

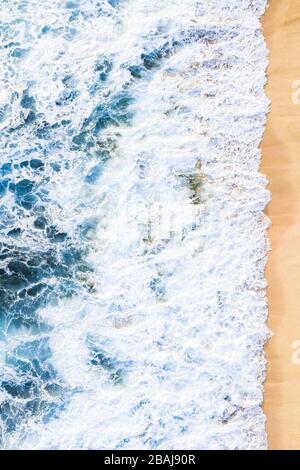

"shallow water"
[0,0,269,449]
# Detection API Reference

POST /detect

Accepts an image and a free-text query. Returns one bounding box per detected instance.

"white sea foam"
[1,0,270,449]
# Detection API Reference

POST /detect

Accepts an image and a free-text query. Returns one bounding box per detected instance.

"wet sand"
[262,0,300,450]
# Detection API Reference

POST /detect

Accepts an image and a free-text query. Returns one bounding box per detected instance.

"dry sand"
[262,0,300,450]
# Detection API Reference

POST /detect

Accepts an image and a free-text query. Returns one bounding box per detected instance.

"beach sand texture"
[262,0,300,450]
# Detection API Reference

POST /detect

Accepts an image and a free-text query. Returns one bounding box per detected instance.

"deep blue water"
[0,0,269,449]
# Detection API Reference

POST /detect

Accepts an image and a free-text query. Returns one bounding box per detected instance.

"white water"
[0,0,270,449]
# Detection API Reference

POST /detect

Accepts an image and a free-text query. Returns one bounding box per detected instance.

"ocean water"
[0,0,270,449]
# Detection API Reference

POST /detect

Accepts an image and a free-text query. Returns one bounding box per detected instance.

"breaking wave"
[0,0,269,449]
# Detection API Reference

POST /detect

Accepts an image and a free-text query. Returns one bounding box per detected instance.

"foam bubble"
[0,0,269,450]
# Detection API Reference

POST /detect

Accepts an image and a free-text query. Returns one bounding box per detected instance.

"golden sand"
[262,0,300,450]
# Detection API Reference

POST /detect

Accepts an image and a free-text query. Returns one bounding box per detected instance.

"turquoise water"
[0,0,269,449]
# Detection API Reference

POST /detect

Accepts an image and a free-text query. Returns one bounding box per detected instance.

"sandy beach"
[262,0,300,450]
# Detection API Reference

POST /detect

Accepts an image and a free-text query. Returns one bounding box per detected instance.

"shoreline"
[262,0,300,450]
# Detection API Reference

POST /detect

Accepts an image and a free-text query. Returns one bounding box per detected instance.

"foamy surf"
[0,0,270,449]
